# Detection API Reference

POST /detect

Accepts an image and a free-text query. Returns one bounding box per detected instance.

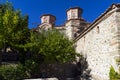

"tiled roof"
[66,7,83,13]
[40,14,56,20]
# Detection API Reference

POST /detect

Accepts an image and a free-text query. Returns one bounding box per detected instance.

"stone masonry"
[34,3,120,80]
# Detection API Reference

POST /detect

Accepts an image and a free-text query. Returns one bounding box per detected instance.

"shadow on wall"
[76,56,91,80]
[32,56,91,80]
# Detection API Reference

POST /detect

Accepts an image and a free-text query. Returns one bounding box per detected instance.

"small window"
[84,36,85,42]
[97,26,100,33]
[74,33,77,38]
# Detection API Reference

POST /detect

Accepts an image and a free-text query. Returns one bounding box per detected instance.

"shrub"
[24,60,40,78]
[0,64,29,80]
[109,66,120,80]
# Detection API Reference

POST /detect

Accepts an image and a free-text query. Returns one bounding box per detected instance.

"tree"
[0,2,80,78]
[0,2,29,47]
[0,2,29,63]
[22,30,80,77]
[25,30,79,64]
[0,2,30,79]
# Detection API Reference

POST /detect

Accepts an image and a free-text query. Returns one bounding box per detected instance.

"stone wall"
[38,63,77,79]
[65,21,74,40]
[115,9,120,72]
[65,19,84,40]
[75,8,120,80]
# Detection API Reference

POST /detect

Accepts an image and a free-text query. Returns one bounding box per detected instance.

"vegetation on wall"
[109,66,120,80]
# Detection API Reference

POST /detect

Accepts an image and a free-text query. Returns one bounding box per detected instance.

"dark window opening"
[97,26,100,33]
[74,33,77,38]
[77,26,84,33]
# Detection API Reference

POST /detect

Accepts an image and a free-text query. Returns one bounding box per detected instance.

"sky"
[1,0,120,29]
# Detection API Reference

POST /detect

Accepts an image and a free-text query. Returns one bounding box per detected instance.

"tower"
[66,7,83,20]
[41,14,56,25]
[39,14,56,30]
[65,7,85,39]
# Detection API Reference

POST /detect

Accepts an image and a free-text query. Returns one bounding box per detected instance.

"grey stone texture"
[34,3,120,80]
[75,5,120,80]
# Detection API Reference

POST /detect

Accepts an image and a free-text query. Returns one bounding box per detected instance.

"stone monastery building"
[34,3,120,80]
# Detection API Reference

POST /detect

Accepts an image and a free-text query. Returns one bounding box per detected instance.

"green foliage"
[24,60,40,77]
[21,30,80,78]
[0,1,80,79]
[0,64,29,80]
[0,1,29,65]
[116,58,120,65]
[24,30,79,64]
[0,2,29,50]
[109,66,120,80]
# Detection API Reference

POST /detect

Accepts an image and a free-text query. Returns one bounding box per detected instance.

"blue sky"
[1,0,120,29]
